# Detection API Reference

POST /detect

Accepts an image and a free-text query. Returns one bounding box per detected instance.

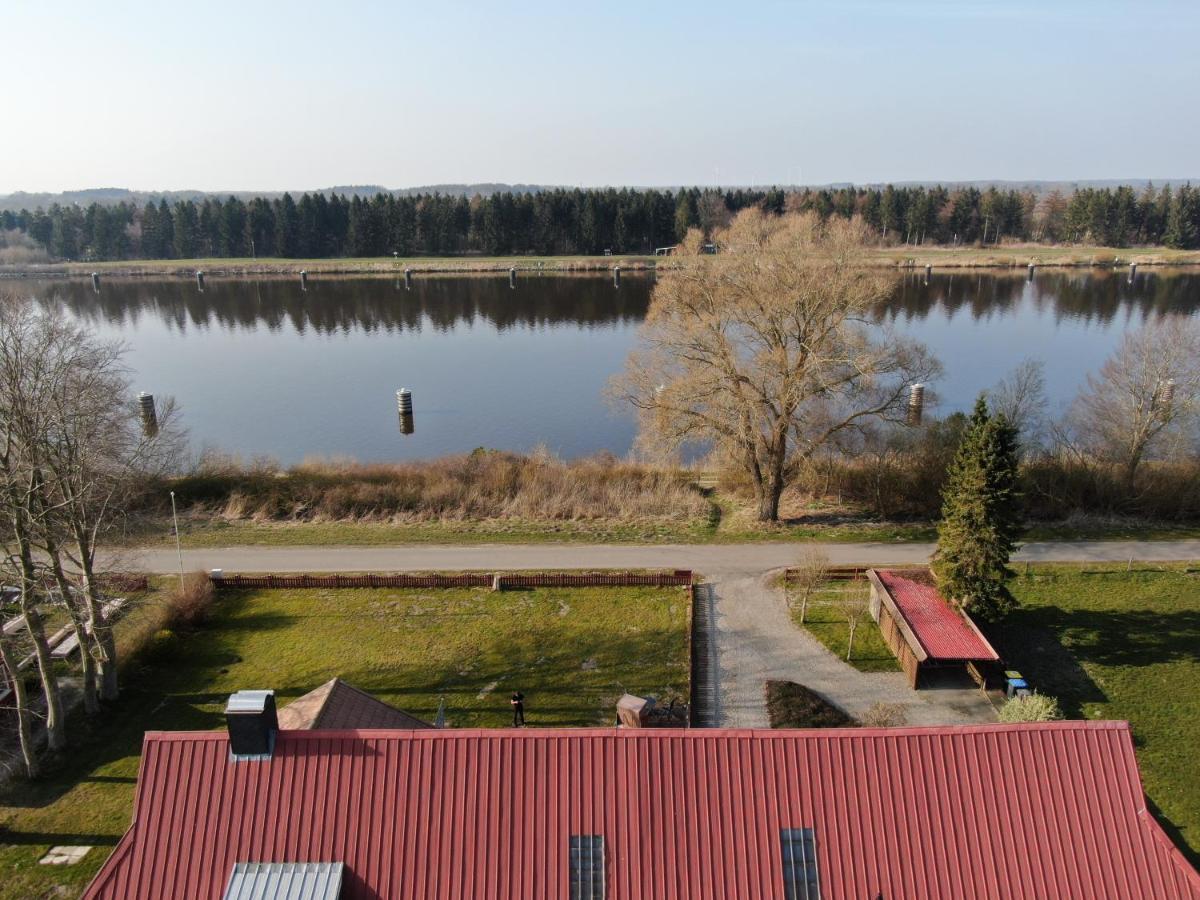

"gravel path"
[711,571,995,728]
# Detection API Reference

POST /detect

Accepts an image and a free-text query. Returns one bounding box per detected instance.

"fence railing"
[210,570,693,590]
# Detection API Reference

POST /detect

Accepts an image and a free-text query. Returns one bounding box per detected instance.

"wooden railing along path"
[210,570,694,590]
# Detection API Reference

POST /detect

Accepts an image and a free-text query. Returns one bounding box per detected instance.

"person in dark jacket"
[510,690,526,727]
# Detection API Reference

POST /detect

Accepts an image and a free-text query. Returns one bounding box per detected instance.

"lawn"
[0,583,688,897]
[786,579,900,673]
[990,565,1200,863]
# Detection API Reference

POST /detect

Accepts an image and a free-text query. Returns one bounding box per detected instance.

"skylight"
[781,828,820,900]
[569,834,605,900]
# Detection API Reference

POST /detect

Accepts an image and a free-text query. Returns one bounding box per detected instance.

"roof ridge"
[140,720,1133,743]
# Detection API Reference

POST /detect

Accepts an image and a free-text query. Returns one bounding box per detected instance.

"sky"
[4,0,1198,194]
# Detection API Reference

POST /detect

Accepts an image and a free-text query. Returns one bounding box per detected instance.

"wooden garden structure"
[866,568,1001,689]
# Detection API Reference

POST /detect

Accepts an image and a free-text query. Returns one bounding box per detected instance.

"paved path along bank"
[123,539,1200,576]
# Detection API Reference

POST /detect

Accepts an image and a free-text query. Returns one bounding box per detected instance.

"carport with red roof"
[867,568,1002,689]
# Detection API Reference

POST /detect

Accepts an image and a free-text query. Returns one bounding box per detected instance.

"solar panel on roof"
[781,828,820,900]
[569,835,605,900]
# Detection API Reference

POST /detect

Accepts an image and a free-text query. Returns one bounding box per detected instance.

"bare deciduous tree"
[988,358,1047,453]
[0,295,181,776]
[791,546,830,624]
[1066,321,1200,485]
[837,586,872,662]
[613,210,940,521]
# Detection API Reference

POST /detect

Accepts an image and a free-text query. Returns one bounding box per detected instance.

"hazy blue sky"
[5,0,1197,193]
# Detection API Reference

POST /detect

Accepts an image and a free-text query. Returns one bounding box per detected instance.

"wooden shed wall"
[870,582,921,688]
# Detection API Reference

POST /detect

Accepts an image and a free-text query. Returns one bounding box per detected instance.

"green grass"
[990,565,1200,863]
[37,254,658,276]
[787,580,901,673]
[0,583,688,897]
[20,246,1200,278]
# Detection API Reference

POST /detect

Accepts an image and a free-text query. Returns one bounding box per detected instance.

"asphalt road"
[122,540,1200,576]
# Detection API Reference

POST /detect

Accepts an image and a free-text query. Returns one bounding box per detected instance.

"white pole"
[170,490,184,590]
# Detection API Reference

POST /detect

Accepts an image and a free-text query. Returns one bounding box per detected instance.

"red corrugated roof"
[876,569,1000,661]
[84,722,1198,900]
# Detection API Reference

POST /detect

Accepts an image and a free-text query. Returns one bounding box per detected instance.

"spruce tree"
[933,396,1023,621]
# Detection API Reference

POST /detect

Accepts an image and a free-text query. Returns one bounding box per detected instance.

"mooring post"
[907,383,925,426]
[137,391,158,434]
[300,270,308,291]
[509,266,517,289]
[91,272,100,292]
[196,270,206,292]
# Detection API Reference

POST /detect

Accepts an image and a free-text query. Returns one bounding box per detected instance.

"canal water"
[13,268,1200,464]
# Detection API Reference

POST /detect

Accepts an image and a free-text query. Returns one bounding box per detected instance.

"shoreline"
[3,245,1199,279]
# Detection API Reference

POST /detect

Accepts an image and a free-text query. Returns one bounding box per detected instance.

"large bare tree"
[0,295,180,776]
[1066,320,1200,485]
[614,210,939,521]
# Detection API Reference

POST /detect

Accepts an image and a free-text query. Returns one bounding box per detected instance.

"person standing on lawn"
[511,690,526,727]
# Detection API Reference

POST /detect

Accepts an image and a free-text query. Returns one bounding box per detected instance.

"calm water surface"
[17,269,1200,464]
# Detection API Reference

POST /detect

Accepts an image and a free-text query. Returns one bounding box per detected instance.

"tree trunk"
[846,621,857,661]
[48,554,99,715]
[10,505,68,752]
[758,444,787,522]
[0,636,39,778]
[76,544,119,701]
[20,602,66,752]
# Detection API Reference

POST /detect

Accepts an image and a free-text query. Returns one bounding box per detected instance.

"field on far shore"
[3,244,1199,279]
[0,582,688,897]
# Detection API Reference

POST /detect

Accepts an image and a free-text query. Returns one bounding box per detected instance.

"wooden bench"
[50,599,127,660]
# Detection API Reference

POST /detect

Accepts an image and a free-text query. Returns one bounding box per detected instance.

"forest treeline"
[3,182,1199,262]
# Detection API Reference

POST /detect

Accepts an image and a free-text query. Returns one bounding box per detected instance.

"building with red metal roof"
[84,719,1199,899]
[867,568,1001,689]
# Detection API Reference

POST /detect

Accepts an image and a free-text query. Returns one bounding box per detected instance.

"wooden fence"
[211,570,693,590]
[783,565,869,582]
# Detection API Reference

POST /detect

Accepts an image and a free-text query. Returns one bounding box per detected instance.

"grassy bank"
[3,245,1198,279]
[0,582,688,897]
[136,452,1200,548]
[991,565,1200,862]
[1,254,657,278]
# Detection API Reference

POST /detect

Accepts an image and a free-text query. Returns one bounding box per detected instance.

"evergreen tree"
[933,396,1022,621]
[673,190,699,241]
[1164,184,1198,250]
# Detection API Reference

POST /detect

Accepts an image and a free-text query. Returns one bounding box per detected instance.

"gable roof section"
[84,721,1198,900]
[276,678,432,731]
[873,568,1000,661]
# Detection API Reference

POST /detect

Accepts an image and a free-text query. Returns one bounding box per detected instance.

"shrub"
[166,571,216,628]
[998,691,1063,723]
[859,702,908,728]
[764,680,855,729]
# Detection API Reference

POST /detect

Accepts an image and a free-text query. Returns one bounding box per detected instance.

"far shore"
[2,244,1199,279]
